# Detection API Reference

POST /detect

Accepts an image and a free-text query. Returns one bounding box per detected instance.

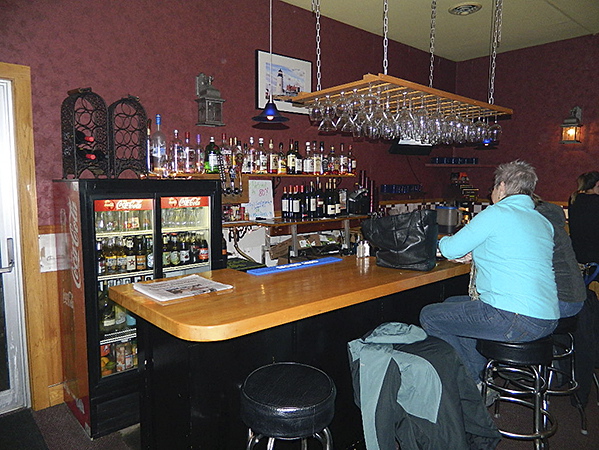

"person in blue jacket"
[419,160,559,383]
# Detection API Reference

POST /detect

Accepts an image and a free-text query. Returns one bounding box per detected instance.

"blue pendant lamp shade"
[253,0,289,123]
[253,101,289,122]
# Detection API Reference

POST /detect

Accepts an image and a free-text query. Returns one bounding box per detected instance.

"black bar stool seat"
[477,335,557,449]
[240,362,336,449]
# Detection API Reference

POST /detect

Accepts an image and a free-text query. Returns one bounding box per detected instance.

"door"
[0,78,28,413]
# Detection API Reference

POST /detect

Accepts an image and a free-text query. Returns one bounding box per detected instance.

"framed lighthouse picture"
[256,50,312,115]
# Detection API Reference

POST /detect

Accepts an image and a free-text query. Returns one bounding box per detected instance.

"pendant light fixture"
[253,0,289,123]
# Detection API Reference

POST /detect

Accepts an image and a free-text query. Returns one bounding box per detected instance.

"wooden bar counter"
[109,256,470,449]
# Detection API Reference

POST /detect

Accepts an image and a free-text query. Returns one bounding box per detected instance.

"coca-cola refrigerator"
[54,178,224,438]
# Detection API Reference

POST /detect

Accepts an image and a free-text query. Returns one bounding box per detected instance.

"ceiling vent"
[448,2,483,16]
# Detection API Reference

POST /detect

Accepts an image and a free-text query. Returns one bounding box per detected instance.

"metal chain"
[428,0,437,88]
[312,0,322,91]
[383,0,389,75]
[488,0,503,105]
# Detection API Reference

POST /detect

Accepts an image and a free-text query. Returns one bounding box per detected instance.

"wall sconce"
[560,106,582,144]
[195,73,225,127]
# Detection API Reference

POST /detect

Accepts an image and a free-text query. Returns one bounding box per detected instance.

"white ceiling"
[281,0,599,62]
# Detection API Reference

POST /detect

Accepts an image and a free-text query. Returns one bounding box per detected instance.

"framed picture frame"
[256,50,311,115]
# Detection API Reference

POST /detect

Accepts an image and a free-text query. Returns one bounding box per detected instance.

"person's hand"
[449,252,472,264]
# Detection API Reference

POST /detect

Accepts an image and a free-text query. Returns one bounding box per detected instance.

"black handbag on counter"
[362,209,438,271]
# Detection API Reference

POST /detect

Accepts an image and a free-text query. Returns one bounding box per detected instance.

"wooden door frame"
[0,62,48,409]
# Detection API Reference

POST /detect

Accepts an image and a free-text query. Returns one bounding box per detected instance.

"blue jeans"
[419,296,558,382]
[559,300,584,318]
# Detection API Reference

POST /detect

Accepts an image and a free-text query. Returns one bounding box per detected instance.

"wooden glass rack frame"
[281,73,513,121]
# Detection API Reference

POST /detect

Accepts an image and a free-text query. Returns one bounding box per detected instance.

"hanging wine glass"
[318,95,336,133]
[309,97,323,123]
[334,91,348,118]
[487,115,502,143]
[379,96,396,141]
[398,94,416,140]
[427,99,445,145]
[412,94,429,143]
[472,110,488,143]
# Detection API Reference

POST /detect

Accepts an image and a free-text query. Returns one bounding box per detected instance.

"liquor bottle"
[339,143,348,175]
[183,132,196,173]
[294,141,303,175]
[314,142,323,175]
[125,237,136,272]
[247,137,256,174]
[135,236,147,271]
[347,144,356,174]
[241,141,252,174]
[171,130,185,174]
[255,137,268,173]
[319,142,327,176]
[146,119,152,173]
[220,133,232,169]
[198,232,209,262]
[286,139,296,175]
[281,186,289,220]
[326,146,339,175]
[162,234,171,267]
[268,139,279,174]
[204,137,220,174]
[169,233,181,266]
[146,236,154,270]
[151,114,168,176]
[303,141,314,175]
[195,134,205,174]
[96,239,106,276]
[277,142,287,175]
[179,232,191,265]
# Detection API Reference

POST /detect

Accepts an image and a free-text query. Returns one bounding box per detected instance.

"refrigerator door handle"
[0,238,15,274]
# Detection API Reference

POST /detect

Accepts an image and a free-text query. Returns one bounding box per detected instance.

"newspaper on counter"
[133,274,232,302]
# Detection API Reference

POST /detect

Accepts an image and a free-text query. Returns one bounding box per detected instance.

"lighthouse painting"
[256,50,312,115]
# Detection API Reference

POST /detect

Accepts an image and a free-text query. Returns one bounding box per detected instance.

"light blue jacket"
[439,194,559,320]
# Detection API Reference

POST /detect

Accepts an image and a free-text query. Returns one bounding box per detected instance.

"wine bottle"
[151,114,168,176]
[75,130,103,161]
[347,144,356,174]
[281,186,289,220]
[291,186,301,220]
[316,182,325,218]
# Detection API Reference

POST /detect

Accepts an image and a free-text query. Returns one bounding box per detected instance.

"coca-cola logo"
[67,198,81,289]
[167,197,178,207]
[103,199,115,210]
[116,199,144,210]
[178,197,203,207]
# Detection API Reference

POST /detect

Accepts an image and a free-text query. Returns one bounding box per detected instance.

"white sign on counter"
[242,179,274,220]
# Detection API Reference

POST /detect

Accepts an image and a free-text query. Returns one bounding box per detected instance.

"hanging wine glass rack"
[280,73,513,121]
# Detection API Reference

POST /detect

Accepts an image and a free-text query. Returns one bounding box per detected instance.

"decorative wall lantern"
[195,73,225,127]
[560,106,582,144]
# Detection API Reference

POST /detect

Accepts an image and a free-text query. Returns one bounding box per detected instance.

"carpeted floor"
[0,388,597,449]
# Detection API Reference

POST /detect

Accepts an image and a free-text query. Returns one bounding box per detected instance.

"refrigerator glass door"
[160,196,212,278]
[94,198,154,378]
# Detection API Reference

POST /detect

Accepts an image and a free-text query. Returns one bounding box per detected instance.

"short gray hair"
[494,160,538,197]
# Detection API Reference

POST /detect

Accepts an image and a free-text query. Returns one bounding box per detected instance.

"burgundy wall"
[0,0,595,226]
[453,34,599,202]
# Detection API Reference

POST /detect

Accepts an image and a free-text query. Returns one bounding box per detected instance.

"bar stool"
[240,362,336,450]
[477,336,557,449]
[547,315,587,434]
